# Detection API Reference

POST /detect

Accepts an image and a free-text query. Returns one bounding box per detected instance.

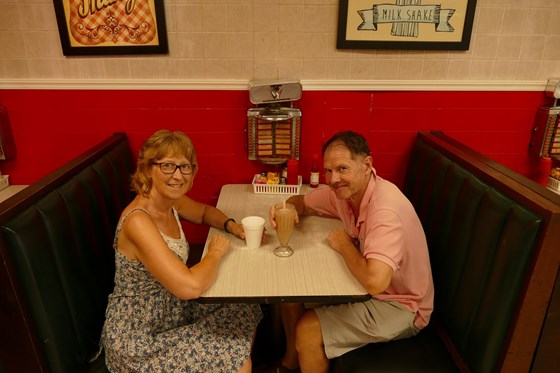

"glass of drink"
[274,204,296,257]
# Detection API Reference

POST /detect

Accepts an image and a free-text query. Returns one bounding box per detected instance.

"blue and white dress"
[101,208,262,372]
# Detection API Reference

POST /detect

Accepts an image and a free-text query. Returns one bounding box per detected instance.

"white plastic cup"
[241,216,265,249]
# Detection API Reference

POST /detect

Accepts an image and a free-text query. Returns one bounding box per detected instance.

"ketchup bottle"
[287,157,299,185]
[537,156,552,187]
[310,154,320,188]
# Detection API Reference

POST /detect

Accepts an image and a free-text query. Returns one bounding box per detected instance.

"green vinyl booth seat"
[331,132,560,373]
[0,133,134,373]
[2,131,558,373]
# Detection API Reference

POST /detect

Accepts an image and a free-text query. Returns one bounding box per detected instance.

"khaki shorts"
[313,299,419,359]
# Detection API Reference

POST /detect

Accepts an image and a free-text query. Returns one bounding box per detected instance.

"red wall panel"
[0,89,549,243]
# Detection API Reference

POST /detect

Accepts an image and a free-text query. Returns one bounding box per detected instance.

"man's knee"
[295,310,322,350]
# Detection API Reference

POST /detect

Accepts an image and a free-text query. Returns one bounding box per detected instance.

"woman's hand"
[206,234,230,259]
[227,221,246,240]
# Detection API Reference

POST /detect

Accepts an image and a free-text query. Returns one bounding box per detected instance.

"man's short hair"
[322,131,370,159]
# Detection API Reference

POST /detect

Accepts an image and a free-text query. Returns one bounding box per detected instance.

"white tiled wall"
[0,0,559,82]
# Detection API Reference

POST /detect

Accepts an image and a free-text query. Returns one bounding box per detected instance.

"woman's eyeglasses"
[153,162,196,175]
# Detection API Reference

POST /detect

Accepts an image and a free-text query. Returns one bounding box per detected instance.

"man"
[268,131,434,373]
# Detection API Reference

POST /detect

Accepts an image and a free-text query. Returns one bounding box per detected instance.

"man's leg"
[295,310,329,373]
[279,303,305,370]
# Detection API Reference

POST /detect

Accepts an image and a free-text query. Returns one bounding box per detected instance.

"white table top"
[198,184,369,303]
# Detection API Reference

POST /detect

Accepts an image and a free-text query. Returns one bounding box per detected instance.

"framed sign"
[53,0,168,56]
[337,0,477,50]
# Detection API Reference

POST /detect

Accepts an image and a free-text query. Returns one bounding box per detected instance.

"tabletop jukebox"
[247,81,302,165]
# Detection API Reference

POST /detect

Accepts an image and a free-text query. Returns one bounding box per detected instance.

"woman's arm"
[175,195,244,239]
[121,210,229,299]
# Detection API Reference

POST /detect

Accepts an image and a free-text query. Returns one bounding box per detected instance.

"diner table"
[198,184,370,304]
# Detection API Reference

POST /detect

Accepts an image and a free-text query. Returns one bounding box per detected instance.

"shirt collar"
[357,171,377,224]
[345,170,377,226]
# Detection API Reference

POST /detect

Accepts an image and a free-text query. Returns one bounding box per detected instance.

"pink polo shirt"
[304,172,434,329]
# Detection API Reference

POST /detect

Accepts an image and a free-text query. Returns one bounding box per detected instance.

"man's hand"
[327,227,355,254]
[269,202,299,229]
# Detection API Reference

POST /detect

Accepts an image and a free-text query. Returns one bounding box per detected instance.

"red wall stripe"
[0,89,551,243]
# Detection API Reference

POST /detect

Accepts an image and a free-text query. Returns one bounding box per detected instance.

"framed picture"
[337,0,477,50]
[53,0,168,56]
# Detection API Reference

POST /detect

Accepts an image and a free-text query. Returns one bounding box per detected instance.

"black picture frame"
[337,0,477,50]
[53,0,168,56]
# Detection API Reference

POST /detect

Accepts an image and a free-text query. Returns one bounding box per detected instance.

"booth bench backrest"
[403,132,560,372]
[0,133,134,373]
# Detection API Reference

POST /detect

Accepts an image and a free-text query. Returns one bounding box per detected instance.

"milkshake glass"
[274,205,296,257]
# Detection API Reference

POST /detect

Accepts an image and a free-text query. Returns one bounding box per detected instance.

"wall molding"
[0,79,548,91]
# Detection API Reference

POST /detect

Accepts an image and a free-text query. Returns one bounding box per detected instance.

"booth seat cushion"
[331,133,544,373]
[331,325,459,373]
[0,135,133,373]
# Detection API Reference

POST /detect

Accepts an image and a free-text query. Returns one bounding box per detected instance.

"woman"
[101,130,262,372]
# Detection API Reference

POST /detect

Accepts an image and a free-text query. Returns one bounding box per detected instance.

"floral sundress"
[101,208,262,372]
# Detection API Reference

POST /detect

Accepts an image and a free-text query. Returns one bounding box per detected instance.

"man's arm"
[327,227,393,295]
[286,195,307,216]
[269,194,316,229]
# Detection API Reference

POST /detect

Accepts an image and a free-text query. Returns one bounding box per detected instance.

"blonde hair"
[131,130,197,197]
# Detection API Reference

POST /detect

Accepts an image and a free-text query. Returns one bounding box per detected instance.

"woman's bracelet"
[223,218,236,233]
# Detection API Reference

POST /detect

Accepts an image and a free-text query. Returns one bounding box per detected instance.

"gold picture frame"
[53,0,168,56]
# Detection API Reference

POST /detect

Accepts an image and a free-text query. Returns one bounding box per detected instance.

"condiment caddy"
[252,173,302,195]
